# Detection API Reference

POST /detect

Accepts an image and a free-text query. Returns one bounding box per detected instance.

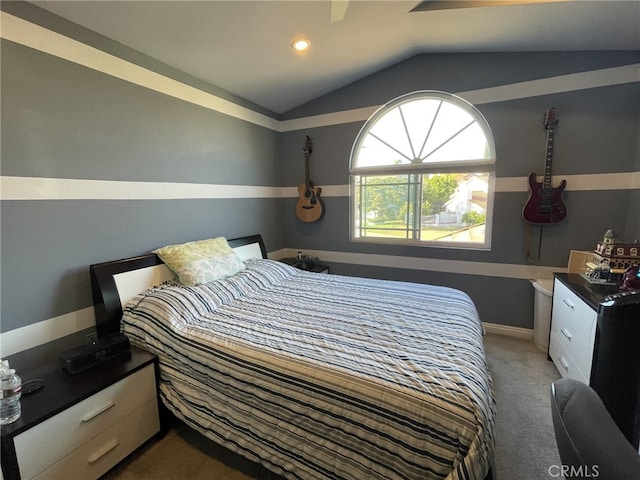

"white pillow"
[153,237,245,286]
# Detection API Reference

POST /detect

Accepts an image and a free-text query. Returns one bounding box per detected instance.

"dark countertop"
[554,273,621,311]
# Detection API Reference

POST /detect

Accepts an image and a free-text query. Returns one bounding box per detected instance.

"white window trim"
[349,90,496,250]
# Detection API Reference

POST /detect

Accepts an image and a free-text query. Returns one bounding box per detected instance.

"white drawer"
[15,364,157,480]
[551,280,597,378]
[32,399,159,480]
[552,280,597,343]
[549,331,589,384]
[550,312,595,379]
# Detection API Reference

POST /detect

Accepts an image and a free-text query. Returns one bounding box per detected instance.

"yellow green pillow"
[152,237,245,286]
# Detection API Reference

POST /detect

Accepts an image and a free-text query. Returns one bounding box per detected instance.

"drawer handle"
[559,356,569,370]
[560,328,572,341]
[88,439,119,464]
[82,401,115,423]
[562,298,575,310]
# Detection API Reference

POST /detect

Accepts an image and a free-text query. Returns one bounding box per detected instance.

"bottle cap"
[0,360,15,376]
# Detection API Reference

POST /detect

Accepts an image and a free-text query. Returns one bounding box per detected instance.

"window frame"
[349,90,496,250]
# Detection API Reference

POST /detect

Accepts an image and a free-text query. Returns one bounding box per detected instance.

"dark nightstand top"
[554,273,621,311]
[279,257,329,274]
[0,330,156,439]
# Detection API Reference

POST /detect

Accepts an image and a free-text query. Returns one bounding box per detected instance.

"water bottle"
[0,359,21,425]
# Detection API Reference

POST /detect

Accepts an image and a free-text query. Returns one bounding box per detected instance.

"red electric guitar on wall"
[523,107,567,224]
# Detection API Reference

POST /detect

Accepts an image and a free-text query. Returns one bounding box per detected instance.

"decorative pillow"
[152,237,245,286]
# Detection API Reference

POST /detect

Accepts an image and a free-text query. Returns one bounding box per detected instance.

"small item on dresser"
[620,265,640,292]
[21,378,45,395]
[294,252,315,270]
[0,360,22,425]
[594,229,639,271]
[580,230,639,285]
[583,260,615,285]
[60,333,130,374]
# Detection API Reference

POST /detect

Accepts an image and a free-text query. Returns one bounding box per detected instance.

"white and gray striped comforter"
[122,259,495,480]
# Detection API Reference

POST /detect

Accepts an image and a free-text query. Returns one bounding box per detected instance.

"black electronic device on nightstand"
[59,332,130,374]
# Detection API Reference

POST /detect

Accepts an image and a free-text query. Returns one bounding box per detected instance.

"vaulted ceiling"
[32,1,640,113]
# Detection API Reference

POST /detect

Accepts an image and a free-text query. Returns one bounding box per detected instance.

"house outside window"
[349,91,496,250]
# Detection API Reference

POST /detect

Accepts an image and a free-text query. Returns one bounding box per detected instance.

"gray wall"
[1,3,639,340]
[281,53,640,329]
[1,4,284,334]
[628,122,640,240]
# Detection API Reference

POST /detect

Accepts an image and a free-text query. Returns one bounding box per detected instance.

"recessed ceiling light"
[291,37,311,52]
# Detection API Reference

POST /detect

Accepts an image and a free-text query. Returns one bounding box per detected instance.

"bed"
[90,234,496,480]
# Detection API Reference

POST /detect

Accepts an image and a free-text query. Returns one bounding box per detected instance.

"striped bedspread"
[122,259,495,480]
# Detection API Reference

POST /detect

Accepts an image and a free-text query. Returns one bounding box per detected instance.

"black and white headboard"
[90,235,268,337]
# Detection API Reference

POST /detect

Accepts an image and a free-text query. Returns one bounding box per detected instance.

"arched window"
[350,91,495,249]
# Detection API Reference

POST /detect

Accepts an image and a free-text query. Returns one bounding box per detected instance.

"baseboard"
[483,322,533,339]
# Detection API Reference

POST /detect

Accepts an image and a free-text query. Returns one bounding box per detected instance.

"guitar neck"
[543,126,556,190]
[304,153,311,188]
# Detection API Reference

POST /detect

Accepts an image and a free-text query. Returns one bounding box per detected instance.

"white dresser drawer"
[15,364,157,480]
[552,280,597,343]
[549,330,589,384]
[549,308,596,380]
[32,399,159,480]
[550,280,598,382]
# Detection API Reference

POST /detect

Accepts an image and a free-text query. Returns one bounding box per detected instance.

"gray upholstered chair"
[550,378,640,480]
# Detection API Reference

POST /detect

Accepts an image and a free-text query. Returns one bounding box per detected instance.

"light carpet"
[484,333,562,480]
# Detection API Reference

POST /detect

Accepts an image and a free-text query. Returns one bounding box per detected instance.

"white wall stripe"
[0,12,279,131]
[457,64,640,106]
[279,106,380,132]
[2,173,637,200]
[0,176,291,200]
[280,64,640,131]
[0,307,95,357]
[2,12,638,134]
[495,172,640,192]
[273,248,564,281]
[299,173,640,195]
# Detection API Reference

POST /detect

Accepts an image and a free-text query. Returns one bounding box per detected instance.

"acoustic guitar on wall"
[522,107,567,225]
[295,135,324,222]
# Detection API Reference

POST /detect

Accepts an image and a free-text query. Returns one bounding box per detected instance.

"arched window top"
[350,91,495,173]
[349,91,496,250]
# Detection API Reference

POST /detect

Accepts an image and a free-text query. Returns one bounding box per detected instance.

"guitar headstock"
[543,107,559,130]
[303,135,313,155]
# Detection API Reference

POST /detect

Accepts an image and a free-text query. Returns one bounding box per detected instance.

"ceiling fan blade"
[330,0,350,22]
[410,0,565,12]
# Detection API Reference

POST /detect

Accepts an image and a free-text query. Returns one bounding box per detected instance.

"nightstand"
[280,257,330,274]
[1,331,160,480]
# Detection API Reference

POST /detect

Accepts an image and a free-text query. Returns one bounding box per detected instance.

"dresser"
[548,273,618,384]
[550,273,640,450]
[1,331,160,480]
